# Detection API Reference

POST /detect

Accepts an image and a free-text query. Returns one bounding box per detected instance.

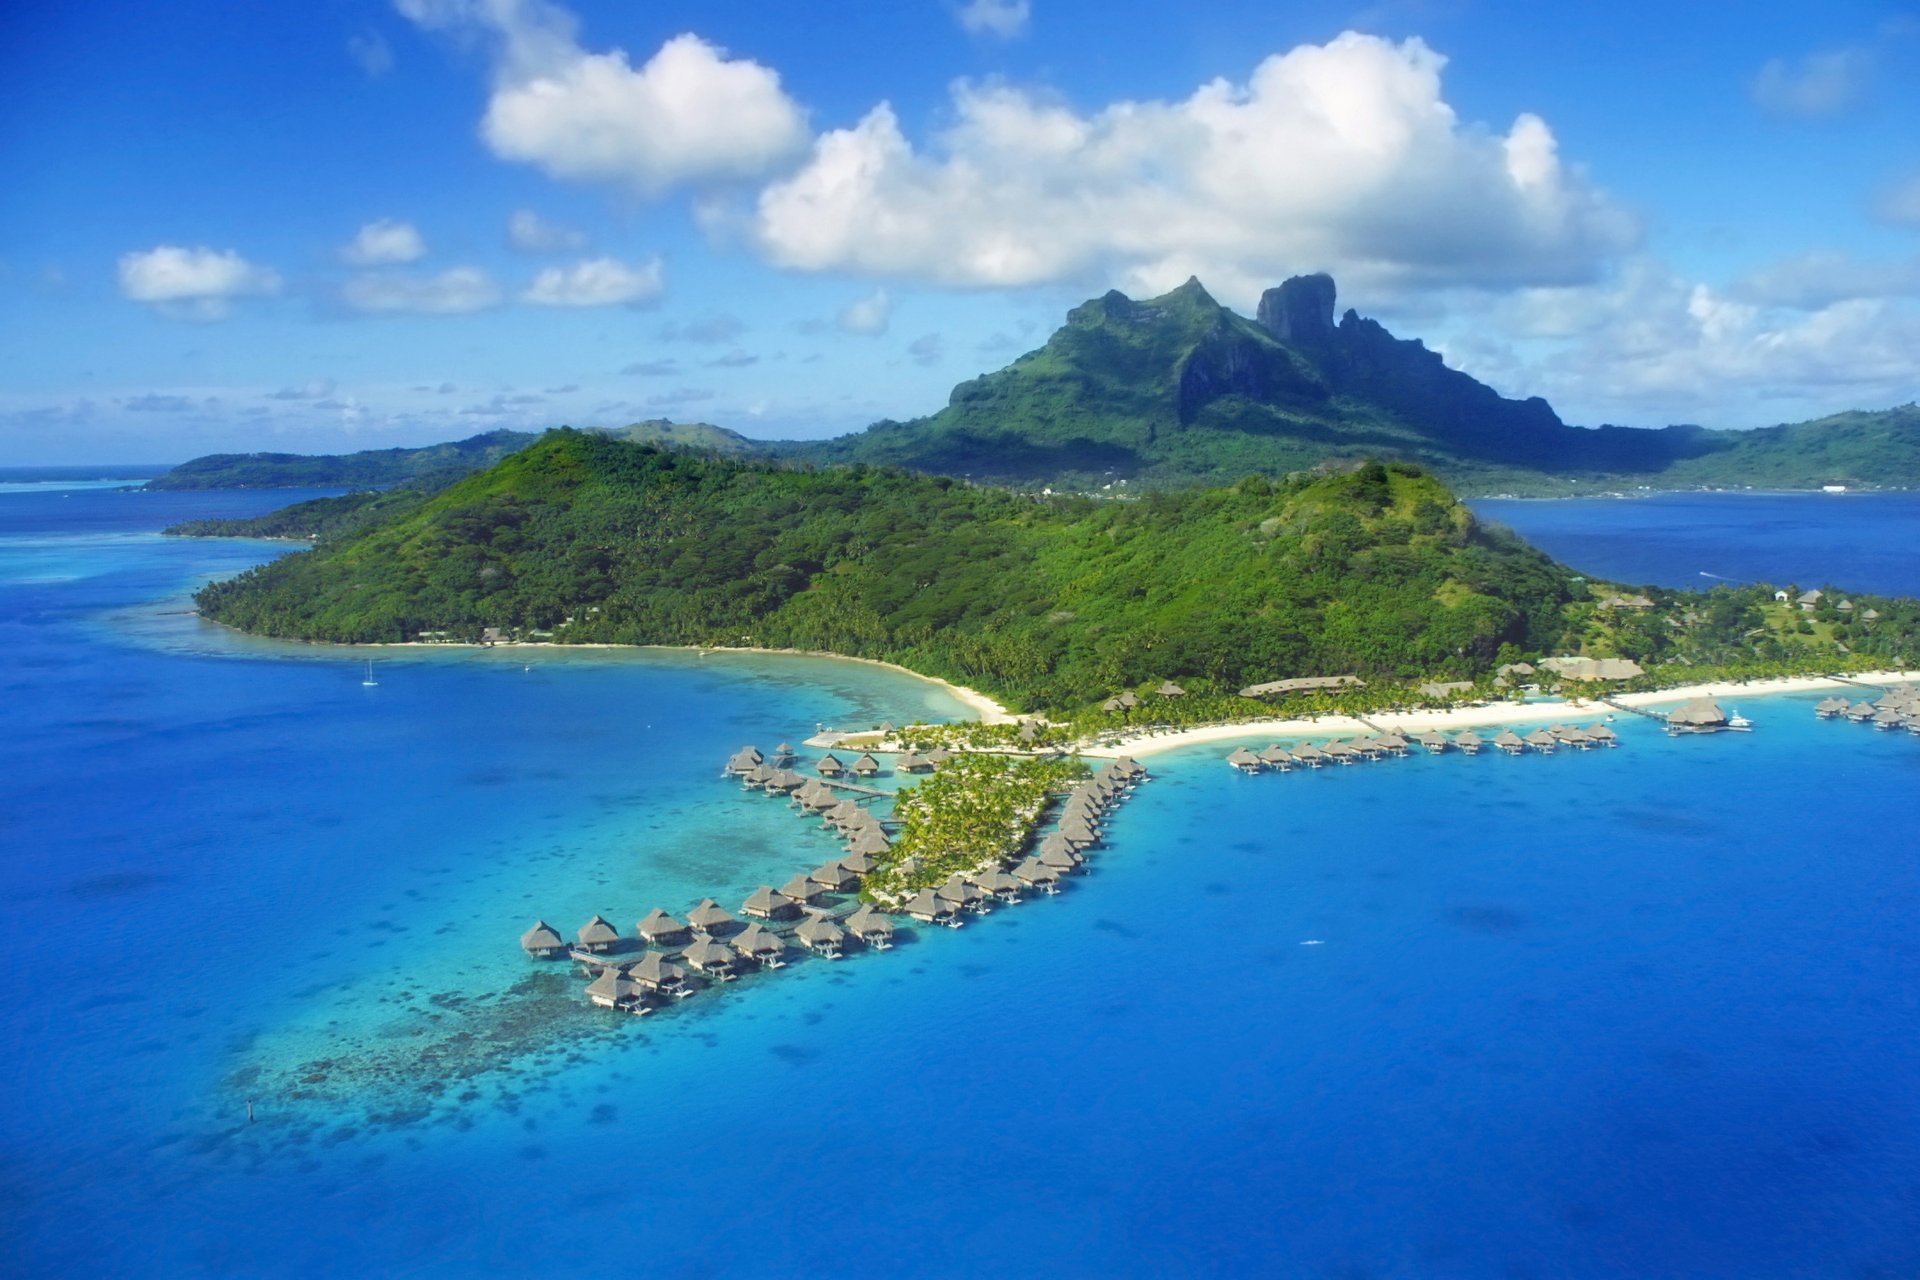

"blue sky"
[2,0,1918,463]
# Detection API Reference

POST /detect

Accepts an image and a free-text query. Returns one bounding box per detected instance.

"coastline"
[1081,670,1919,759]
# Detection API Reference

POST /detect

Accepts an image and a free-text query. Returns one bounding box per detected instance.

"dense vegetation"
[193,430,1579,711]
[781,277,1920,496]
[863,755,1086,904]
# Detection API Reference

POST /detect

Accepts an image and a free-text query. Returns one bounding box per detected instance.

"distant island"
[145,275,1920,499]
[184,429,1918,720]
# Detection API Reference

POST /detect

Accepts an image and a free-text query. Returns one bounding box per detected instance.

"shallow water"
[4,476,1917,1277]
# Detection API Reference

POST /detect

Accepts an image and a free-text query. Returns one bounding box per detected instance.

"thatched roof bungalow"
[576,914,621,952]
[520,920,565,957]
[742,885,798,920]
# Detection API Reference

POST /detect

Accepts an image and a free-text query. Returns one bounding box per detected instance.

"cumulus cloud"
[117,245,281,319]
[1493,260,1920,424]
[837,288,892,335]
[1751,47,1873,117]
[522,256,664,306]
[341,218,427,266]
[748,33,1634,299]
[340,266,500,314]
[508,208,589,252]
[956,0,1030,38]
[1875,175,1920,228]
[399,0,808,195]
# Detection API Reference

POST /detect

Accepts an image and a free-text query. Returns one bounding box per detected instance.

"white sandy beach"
[1080,670,1920,760]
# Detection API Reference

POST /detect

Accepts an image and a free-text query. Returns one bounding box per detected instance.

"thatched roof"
[1239,675,1364,698]
[846,905,895,936]
[626,951,685,987]
[906,888,952,917]
[577,914,621,946]
[796,916,846,947]
[1454,731,1482,747]
[687,899,733,932]
[683,939,736,970]
[1666,698,1728,726]
[839,849,879,876]
[584,970,630,1002]
[847,828,891,856]
[743,885,794,916]
[1156,680,1186,697]
[1540,656,1644,681]
[1225,747,1261,768]
[733,923,784,956]
[520,920,564,952]
[1012,858,1058,884]
[781,874,822,903]
[816,752,845,774]
[637,908,687,940]
[811,861,858,891]
[851,753,881,774]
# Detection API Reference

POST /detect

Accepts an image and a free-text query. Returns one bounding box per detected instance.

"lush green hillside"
[144,419,757,491]
[194,430,1578,710]
[778,275,1920,495]
[163,488,435,540]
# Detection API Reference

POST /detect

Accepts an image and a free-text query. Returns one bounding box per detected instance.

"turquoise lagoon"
[3,477,1918,1278]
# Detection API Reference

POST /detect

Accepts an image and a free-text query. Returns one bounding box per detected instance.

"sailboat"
[362,659,378,687]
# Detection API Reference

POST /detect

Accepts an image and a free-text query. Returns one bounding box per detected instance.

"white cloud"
[957,0,1030,38]
[748,33,1635,300]
[1875,175,1920,228]
[340,218,427,266]
[837,288,892,335]
[907,332,944,365]
[522,255,664,306]
[340,266,501,314]
[348,31,394,77]
[117,245,281,319]
[400,1,808,195]
[1751,47,1873,118]
[1729,250,1920,310]
[508,208,589,252]
[1490,260,1920,424]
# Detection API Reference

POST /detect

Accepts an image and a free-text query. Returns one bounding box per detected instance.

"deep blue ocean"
[4,477,1918,1278]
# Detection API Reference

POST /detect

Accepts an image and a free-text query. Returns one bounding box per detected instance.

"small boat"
[361,660,378,687]
[1728,711,1753,730]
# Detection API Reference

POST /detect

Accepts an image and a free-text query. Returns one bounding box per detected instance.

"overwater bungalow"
[851,752,882,777]
[1012,858,1060,894]
[637,908,690,947]
[898,750,934,773]
[723,746,763,775]
[687,899,735,935]
[1492,730,1525,756]
[1814,697,1850,718]
[975,870,1024,904]
[732,922,787,968]
[1376,733,1411,757]
[585,969,646,1012]
[1291,741,1327,768]
[576,914,622,953]
[1872,707,1908,730]
[744,762,775,788]
[781,874,826,906]
[520,920,566,957]
[941,875,991,913]
[1523,729,1559,753]
[1584,723,1619,747]
[1225,746,1262,772]
[1846,700,1877,722]
[1059,817,1100,847]
[682,937,741,980]
[845,905,896,948]
[764,769,806,794]
[816,752,846,777]
[1454,730,1484,754]
[1556,726,1594,749]
[1416,731,1450,754]
[1350,736,1384,761]
[1115,757,1148,779]
[626,951,692,998]
[845,829,891,860]
[810,860,860,894]
[925,747,955,767]
[772,741,796,762]
[795,915,849,958]
[1322,740,1359,766]
[1666,698,1731,733]
[906,888,961,925]
[824,798,865,828]
[743,885,799,920]
[1038,845,1080,873]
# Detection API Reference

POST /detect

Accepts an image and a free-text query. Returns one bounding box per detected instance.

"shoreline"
[1080,670,1920,760]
